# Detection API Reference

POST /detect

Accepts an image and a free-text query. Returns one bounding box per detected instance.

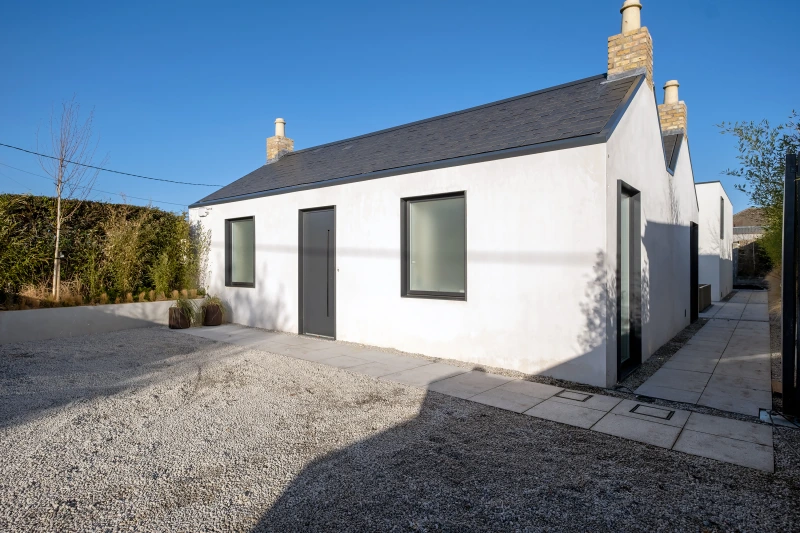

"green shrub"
[0,194,211,306]
[150,252,173,296]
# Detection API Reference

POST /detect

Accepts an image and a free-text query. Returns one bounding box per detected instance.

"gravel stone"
[1,327,799,532]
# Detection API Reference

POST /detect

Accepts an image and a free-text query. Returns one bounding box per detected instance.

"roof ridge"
[285,73,610,157]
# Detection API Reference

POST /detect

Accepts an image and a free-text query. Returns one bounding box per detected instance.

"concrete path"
[636,290,771,416]
[176,322,774,472]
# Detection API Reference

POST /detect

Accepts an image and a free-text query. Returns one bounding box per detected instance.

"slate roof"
[193,74,640,206]
[663,133,683,171]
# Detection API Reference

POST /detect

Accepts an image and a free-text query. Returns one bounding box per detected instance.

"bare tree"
[37,97,103,300]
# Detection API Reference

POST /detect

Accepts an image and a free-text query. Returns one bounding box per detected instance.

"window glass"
[408,196,465,294]
[230,218,255,285]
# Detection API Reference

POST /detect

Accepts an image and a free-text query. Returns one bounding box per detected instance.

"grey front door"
[300,208,335,338]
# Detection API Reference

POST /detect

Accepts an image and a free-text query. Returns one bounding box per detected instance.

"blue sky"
[1,0,797,213]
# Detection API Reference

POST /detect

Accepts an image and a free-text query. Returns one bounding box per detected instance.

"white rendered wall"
[605,82,699,384]
[696,182,733,301]
[192,144,611,386]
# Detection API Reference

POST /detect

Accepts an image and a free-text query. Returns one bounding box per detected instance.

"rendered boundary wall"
[0,299,204,345]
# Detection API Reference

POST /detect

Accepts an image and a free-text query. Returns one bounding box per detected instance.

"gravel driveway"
[1,327,799,532]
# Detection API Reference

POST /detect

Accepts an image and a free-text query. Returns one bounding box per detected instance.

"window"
[225,217,255,287]
[720,197,724,239]
[401,192,466,299]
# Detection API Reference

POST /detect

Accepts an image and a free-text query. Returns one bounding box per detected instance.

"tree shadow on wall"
[223,260,290,332]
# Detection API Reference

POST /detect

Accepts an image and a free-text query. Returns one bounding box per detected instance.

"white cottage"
[190,1,699,387]
[696,181,734,301]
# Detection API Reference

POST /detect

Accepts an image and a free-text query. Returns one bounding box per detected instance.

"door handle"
[326,229,330,317]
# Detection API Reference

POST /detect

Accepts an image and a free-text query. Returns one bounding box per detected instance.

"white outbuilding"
[190,2,701,387]
[696,181,734,301]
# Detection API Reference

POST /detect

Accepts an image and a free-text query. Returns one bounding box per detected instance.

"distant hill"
[733,207,766,227]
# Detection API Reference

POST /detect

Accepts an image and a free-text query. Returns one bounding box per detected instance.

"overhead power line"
[0,142,222,187]
[0,170,33,192]
[0,162,188,207]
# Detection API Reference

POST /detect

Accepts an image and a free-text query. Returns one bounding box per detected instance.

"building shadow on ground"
[249,387,786,532]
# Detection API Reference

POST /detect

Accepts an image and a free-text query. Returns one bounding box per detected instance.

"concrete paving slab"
[428,371,514,399]
[673,430,774,472]
[273,343,338,358]
[197,329,254,342]
[663,356,719,373]
[548,390,621,412]
[697,385,772,416]
[706,318,738,328]
[694,333,734,342]
[735,319,769,329]
[349,358,433,377]
[496,380,563,399]
[741,304,769,322]
[715,303,746,320]
[305,343,373,359]
[706,372,771,392]
[609,399,690,428]
[469,387,547,413]
[216,325,260,336]
[671,347,724,361]
[228,333,283,347]
[591,413,682,448]
[319,355,374,369]
[381,363,468,387]
[288,346,360,362]
[713,360,771,380]
[250,340,301,355]
[634,383,702,404]
[179,328,223,339]
[684,412,772,447]
[270,334,320,346]
[352,350,420,363]
[683,340,727,353]
[748,292,768,304]
[644,368,711,393]
[524,399,608,429]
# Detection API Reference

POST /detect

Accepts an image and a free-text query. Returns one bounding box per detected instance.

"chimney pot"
[275,118,286,137]
[620,0,643,33]
[663,80,679,105]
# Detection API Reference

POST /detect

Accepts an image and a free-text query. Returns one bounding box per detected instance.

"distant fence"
[733,226,764,235]
[0,299,203,345]
[781,151,800,416]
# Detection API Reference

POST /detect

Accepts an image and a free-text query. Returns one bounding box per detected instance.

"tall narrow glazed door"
[618,182,641,380]
[620,195,632,367]
[300,208,335,338]
[690,222,699,323]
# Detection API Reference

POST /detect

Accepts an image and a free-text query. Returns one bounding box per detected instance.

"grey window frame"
[400,191,467,301]
[225,216,256,288]
[720,197,725,239]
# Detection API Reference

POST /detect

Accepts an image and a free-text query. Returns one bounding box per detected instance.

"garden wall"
[0,299,203,345]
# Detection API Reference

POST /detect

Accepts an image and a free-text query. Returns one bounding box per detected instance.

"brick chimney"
[266,118,294,162]
[607,1,653,90]
[658,80,688,136]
